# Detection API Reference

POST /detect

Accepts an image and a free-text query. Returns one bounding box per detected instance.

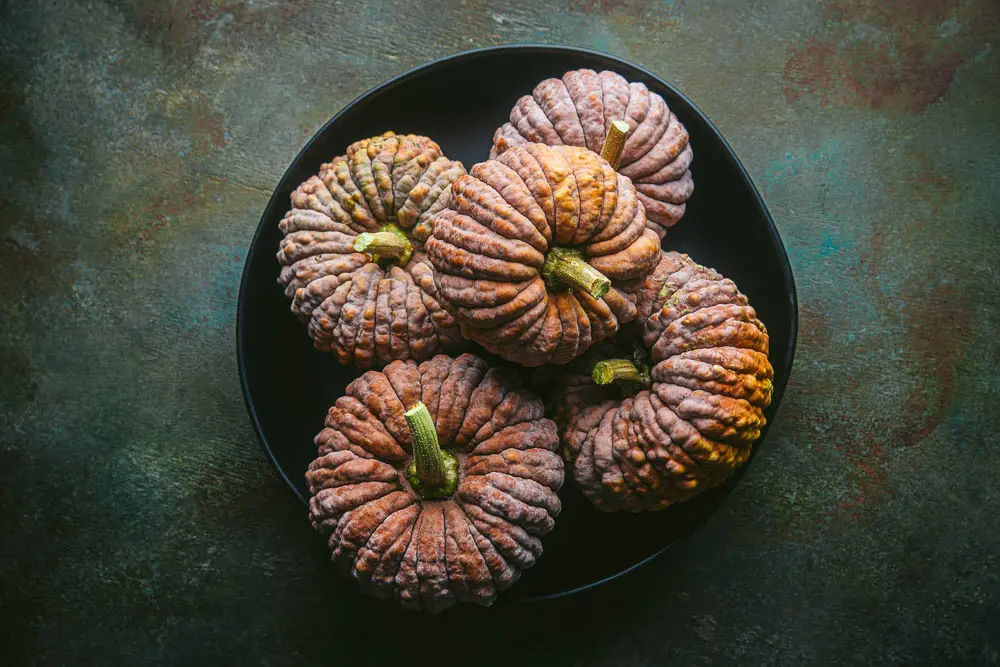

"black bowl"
[237,45,798,602]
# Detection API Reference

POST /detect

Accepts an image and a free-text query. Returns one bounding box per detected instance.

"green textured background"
[2,0,999,664]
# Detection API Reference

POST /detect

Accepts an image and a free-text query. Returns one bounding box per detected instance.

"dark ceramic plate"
[237,45,797,603]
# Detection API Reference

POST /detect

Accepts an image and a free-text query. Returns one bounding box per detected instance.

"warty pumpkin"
[491,68,695,238]
[305,353,564,612]
[277,132,466,368]
[426,143,662,367]
[539,251,773,512]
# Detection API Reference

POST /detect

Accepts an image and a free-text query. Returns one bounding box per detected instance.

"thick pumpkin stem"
[542,246,611,299]
[593,359,649,386]
[354,223,413,266]
[600,119,631,170]
[404,402,458,500]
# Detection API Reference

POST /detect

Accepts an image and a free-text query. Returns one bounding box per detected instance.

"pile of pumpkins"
[274,69,773,612]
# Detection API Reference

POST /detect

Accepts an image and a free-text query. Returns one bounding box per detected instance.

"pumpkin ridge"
[554,292,582,362]
[460,169,548,252]
[508,96,538,144]
[372,279,392,364]
[339,490,415,570]
[413,505,453,612]
[468,393,539,448]
[348,136,385,221]
[310,278,356,357]
[646,390,704,474]
[370,504,418,595]
[459,474,556,533]
[402,276,433,360]
[440,207,545,268]
[394,504,425,608]
[519,94,563,146]
[596,70,608,146]
[383,274,409,362]
[608,405,643,501]
[583,172,639,247]
[459,504,512,588]
[392,138,437,222]
[626,404,666,502]
[438,502,452,605]
[382,135,402,219]
[416,160,467,240]
[458,499,542,564]
[564,147,588,244]
[438,503,473,603]
[327,156,379,232]
[347,265,381,366]
[644,143,695,185]
[639,390,701,475]
[408,256,459,331]
[636,170,696,204]
[354,498,418,590]
[535,144,581,245]
[397,155,443,232]
[625,89,671,168]
[515,146,557,241]
[484,159,552,246]
[650,292,753,333]
[433,353,489,446]
[598,71,630,143]
[621,112,688,181]
[474,289,546,345]
[554,73,587,148]
[452,370,511,451]
[651,389,735,470]
[563,69,602,152]
[483,471,561,516]
[585,160,619,246]
[532,78,575,146]
[653,312,769,361]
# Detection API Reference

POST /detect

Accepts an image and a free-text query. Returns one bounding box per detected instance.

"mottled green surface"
[2,0,999,664]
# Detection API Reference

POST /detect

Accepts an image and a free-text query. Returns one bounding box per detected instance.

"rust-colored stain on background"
[783,0,997,112]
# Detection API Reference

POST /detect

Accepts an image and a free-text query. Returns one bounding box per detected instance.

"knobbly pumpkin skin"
[305,353,564,612]
[426,143,662,367]
[277,132,466,369]
[541,252,773,512]
[491,69,695,238]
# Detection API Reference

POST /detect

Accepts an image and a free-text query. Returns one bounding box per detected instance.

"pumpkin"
[539,252,773,512]
[305,353,564,612]
[276,132,467,368]
[425,143,662,367]
[490,68,695,238]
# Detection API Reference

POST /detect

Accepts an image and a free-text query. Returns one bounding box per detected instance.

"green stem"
[403,402,458,499]
[353,223,413,266]
[593,359,649,386]
[541,247,611,299]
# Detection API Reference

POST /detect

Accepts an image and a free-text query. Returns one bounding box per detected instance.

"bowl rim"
[236,43,799,601]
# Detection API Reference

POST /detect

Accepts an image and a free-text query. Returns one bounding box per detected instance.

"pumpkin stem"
[403,402,458,500]
[593,359,650,386]
[600,119,630,170]
[541,246,612,300]
[354,223,413,266]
